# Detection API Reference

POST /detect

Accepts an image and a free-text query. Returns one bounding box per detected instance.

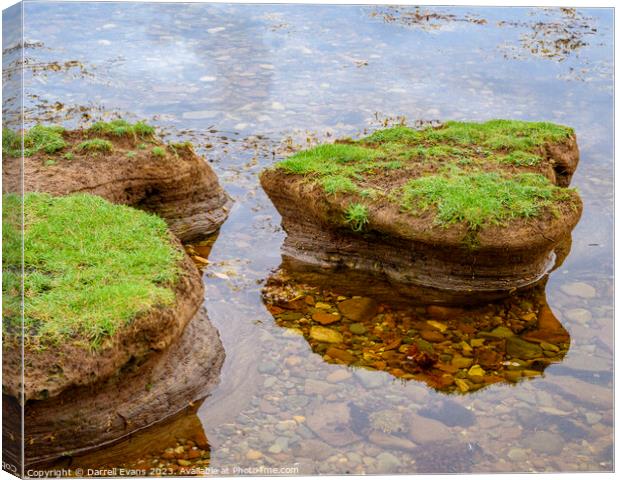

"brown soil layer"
[260,130,582,305]
[2,131,232,242]
[3,306,224,469]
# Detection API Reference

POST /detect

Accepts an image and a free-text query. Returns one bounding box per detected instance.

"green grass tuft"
[151,146,166,158]
[497,150,542,166]
[420,120,573,151]
[25,125,67,156]
[88,119,155,138]
[360,126,421,145]
[277,144,381,175]
[133,120,156,137]
[2,193,182,348]
[3,127,21,157]
[3,125,67,157]
[2,193,22,332]
[321,175,359,195]
[344,203,369,232]
[400,168,573,230]
[77,138,113,153]
[275,143,404,195]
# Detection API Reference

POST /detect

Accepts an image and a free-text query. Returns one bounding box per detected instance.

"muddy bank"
[261,120,582,305]
[2,123,232,241]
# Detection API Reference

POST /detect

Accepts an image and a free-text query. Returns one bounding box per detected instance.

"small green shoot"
[151,146,165,158]
[344,203,369,232]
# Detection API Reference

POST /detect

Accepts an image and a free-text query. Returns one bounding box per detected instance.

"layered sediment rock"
[260,120,583,305]
[2,123,232,241]
[3,251,224,469]
[5,305,224,468]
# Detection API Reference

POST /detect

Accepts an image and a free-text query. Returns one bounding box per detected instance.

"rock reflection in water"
[263,271,570,395]
[51,402,211,476]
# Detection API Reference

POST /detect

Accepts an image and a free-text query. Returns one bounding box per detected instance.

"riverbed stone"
[369,431,416,451]
[560,282,596,298]
[506,337,543,360]
[481,326,515,338]
[354,369,385,389]
[325,347,355,363]
[304,379,338,396]
[585,413,602,425]
[337,297,378,322]
[376,452,402,470]
[564,308,592,324]
[258,360,279,374]
[507,448,529,462]
[408,413,451,444]
[310,326,343,344]
[420,330,445,342]
[312,311,342,325]
[326,369,352,383]
[349,323,368,335]
[523,431,564,455]
[306,402,359,446]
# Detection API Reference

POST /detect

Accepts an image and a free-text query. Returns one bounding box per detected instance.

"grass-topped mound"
[2,119,160,160]
[264,119,580,240]
[260,119,582,304]
[2,120,233,242]
[2,192,183,348]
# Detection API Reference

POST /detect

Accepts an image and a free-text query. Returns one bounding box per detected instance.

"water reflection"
[53,401,211,475]
[263,270,570,395]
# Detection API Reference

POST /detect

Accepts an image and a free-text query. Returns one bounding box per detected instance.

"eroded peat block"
[2,193,224,467]
[2,120,232,241]
[260,120,582,305]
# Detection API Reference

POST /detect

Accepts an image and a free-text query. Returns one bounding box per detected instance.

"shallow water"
[5,3,613,474]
